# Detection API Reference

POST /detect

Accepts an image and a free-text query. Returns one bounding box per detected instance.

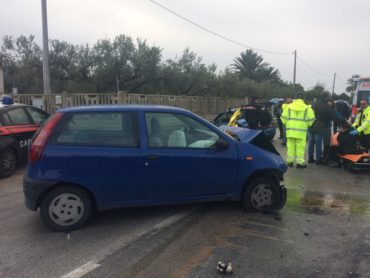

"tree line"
[0,34,349,101]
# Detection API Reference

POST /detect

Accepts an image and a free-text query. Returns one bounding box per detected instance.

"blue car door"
[44,111,143,207]
[142,112,237,200]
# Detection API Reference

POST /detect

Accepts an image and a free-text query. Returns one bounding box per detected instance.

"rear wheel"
[242,177,285,213]
[0,148,17,178]
[40,186,93,232]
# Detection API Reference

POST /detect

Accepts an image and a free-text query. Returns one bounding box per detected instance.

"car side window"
[214,112,230,124]
[1,113,11,126]
[145,112,219,149]
[6,108,31,125]
[26,107,48,124]
[54,112,139,147]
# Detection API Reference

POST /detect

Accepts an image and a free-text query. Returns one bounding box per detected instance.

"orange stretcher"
[339,153,370,171]
[331,133,370,171]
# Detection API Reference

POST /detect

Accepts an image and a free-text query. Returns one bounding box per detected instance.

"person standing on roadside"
[308,93,344,165]
[333,99,350,133]
[322,99,337,161]
[275,100,284,139]
[351,98,370,152]
[281,92,315,168]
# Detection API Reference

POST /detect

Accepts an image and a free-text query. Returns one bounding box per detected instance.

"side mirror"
[215,137,229,151]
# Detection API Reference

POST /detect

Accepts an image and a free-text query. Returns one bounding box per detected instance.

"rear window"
[53,112,139,147]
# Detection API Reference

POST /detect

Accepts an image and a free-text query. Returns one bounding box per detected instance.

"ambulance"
[351,77,370,119]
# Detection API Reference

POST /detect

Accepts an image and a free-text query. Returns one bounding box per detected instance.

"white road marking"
[60,261,100,278]
[59,206,198,278]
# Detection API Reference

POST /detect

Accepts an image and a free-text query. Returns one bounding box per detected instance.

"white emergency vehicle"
[351,77,370,118]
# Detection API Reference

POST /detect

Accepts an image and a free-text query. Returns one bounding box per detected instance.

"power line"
[266,53,293,65]
[150,0,349,91]
[149,0,293,55]
[297,55,332,77]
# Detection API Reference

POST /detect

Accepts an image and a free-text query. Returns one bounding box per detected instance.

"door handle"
[146,155,159,161]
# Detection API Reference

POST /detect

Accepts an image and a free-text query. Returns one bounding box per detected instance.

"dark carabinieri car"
[0,102,49,177]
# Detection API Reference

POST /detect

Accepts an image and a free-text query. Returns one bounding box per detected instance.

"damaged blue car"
[24,105,287,232]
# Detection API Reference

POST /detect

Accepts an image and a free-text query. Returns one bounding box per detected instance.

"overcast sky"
[1,0,370,94]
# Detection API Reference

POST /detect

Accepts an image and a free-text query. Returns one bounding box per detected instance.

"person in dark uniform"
[333,100,350,133]
[242,98,273,129]
[275,100,284,139]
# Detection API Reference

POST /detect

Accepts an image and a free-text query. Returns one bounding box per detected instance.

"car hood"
[219,125,261,142]
[220,125,287,173]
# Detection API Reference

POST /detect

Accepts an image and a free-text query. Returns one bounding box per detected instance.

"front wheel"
[242,177,286,213]
[40,186,93,232]
[0,148,17,178]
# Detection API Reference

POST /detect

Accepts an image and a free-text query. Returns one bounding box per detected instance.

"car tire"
[0,148,17,178]
[242,177,284,213]
[40,186,93,232]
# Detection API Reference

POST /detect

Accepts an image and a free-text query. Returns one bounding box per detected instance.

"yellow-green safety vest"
[353,106,370,135]
[280,99,315,139]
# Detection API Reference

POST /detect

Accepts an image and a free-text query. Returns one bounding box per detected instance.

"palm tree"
[232,49,266,81]
[232,49,280,83]
[346,76,358,93]
[257,65,281,82]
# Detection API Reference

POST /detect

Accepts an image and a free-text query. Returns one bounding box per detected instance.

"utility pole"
[41,0,51,94]
[332,72,336,95]
[293,50,297,93]
[0,66,4,94]
[116,73,120,92]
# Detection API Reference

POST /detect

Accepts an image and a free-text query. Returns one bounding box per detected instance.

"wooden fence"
[12,92,247,119]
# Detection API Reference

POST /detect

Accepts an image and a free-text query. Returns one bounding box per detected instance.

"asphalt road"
[1,142,370,278]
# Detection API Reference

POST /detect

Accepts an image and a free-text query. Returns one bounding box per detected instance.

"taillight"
[29,112,64,163]
[351,105,358,119]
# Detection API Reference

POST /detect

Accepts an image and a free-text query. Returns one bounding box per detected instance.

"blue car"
[24,105,287,232]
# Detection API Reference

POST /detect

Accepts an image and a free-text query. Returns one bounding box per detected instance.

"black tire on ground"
[242,177,284,213]
[0,148,17,178]
[40,186,93,232]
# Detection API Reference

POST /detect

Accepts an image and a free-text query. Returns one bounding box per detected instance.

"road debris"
[217,261,233,274]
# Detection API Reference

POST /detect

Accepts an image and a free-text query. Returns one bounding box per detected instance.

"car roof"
[0,103,27,111]
[58,105,190,113]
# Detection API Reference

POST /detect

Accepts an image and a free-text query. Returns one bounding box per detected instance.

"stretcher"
[331,132,370,171]
[338,153,370,171]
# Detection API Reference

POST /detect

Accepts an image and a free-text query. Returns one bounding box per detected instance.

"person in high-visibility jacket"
[351,98,370,151]
[281,92,315,168]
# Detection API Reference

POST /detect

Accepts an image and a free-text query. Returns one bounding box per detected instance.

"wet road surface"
[1,141,370,278]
